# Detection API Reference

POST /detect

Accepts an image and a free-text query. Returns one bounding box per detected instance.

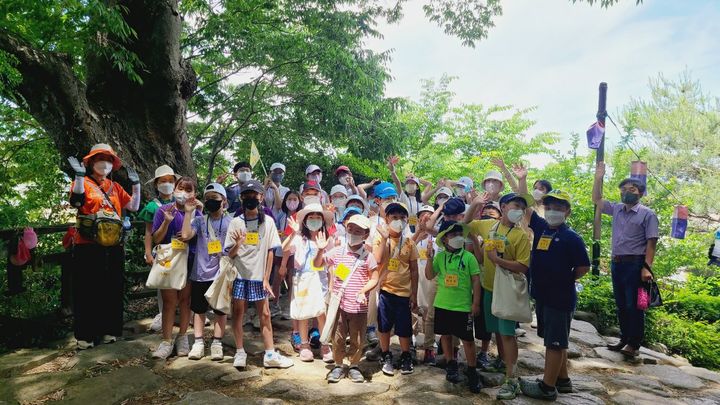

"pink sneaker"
[321,345,334,363]
[299,344,314,362]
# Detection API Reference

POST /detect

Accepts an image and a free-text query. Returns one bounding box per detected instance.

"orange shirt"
[71,177,131,244]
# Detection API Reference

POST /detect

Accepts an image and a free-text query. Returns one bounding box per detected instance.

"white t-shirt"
[399,192,422,218]
[224,215,281,281]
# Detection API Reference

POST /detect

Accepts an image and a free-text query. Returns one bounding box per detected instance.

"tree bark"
[0,0,197,197]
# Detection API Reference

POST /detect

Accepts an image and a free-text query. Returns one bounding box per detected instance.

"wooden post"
[592,82,607,276]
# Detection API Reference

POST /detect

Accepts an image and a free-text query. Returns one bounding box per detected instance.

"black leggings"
[72,243,125,342]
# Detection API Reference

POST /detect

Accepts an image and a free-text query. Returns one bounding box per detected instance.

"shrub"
[645,310,720,369]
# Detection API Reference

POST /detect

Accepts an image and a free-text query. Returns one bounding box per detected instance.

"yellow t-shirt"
[467,219,531,291]
[373,234,419,298]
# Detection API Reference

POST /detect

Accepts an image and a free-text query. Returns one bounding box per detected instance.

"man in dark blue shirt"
[519,190,590,401]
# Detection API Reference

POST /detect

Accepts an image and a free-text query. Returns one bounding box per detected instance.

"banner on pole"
[250,141,261,168]
[630,161,648,196]
[671,205,688,239]
[586,121,605,149]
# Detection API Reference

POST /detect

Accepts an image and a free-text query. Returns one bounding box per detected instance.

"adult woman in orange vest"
[67,144,141,350]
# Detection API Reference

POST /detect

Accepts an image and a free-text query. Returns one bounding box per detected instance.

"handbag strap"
[337,249,369,295]
[87,176,121,217]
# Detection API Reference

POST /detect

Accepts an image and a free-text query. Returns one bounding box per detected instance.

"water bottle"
[575,282,584,293]
[713,229,720,258]
[123,216,132,231]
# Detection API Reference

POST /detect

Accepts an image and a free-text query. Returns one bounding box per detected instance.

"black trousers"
[72,243,125,342]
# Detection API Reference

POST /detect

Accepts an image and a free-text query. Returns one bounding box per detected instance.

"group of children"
[139,156,591,401]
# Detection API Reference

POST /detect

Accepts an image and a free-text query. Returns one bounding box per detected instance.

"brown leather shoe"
[620,344,639,357]
[606,341,626,352]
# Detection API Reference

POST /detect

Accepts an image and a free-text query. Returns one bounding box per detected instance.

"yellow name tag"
[335,263,351,281]
[444,274,459,287]
[537,236,552,251]
[207,239,222,255]
[408,216,418,226]
[245,232,259,245]
[484,239,504,253]
[419,248,428,260]
[388,258,400,272]
[171,239,186,250]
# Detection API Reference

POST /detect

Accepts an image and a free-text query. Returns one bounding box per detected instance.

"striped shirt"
[326,246,378,314]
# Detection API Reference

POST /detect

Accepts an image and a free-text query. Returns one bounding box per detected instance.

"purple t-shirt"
[151,203,203,253]
[190,214,231,282]
[601,201,659,256]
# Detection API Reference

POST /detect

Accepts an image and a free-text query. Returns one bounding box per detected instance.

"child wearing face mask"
[180,183,231,361]
[329,185,349,223]
[426,221,482,393]
[463,193,532,400]
[303,164,330,204]
[282,203,334,363]
[319,214,379,383]
[265,163,290,214]
[482,171,505,202]
[138,165,181,333]
[224,162,253,215]
[271,191,303,321]
[151,177,203,360]
[373,202,419,377]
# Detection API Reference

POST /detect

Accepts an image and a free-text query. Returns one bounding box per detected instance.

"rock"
[679,366,720,384]
[394,367,463,394]
[609,373,668,395]
[526,374,607,396]
[569,330,606,348]
[60,366,163,404]
[261,379,330,401]
[601,326,621,337]
[649,342,669,355]
[573,311,598,325]
[327,381,390,397]
[570,320,599,335]
[638,364,704,390]
[639,347,691,367]
[123,318,154,334]
[174,390,286,405]
[393,392,474,405]
[219,369,263,383]
[0,349,61,378]
[593,347,655,365]
[165,357,240,381]
[568,358,634,373]
[74,340,150,370]
[517,349,545,372]
[479,371,505,387]
[0,370,83,403]
[555,392,605,405]
[612,389,678,405]
[567,342,583,359]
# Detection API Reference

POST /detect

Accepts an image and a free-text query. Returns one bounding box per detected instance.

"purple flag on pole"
[586,121,605,149]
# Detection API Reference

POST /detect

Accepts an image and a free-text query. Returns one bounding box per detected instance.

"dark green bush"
[665,291,720,323]
[645,310,720,369]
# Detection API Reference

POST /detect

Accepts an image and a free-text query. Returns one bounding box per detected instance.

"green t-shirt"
[137,198,173,223]
[432,249,480,312]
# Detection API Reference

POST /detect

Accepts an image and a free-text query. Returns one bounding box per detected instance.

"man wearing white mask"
[224,161,253,215]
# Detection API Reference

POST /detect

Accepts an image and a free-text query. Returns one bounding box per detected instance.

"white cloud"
[366,0,720,167]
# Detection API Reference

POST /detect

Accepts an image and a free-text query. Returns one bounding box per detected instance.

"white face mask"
[310,173,322,183]
[339,176,351,186]
[157,182,174,196]
[347,233,366,247]
[286,200,299,211]
[436,197,448,206]
[236,171,251,183]
[455,187,467,197]
[447,236,465,250]
[93,161,113,176]
[485,182,500,194]
[304,195,321,206]
[532,189,546,201]
[389,219,407,233]
[507,209,524,224]
[333,198,347,209]
[174,191,189,205]
[406,184,418,194]
[544,209,566,227]
[306,218,323,232]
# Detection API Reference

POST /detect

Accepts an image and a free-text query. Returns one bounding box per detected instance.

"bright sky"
[365,0,720,165]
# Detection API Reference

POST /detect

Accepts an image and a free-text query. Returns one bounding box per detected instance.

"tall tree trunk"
[0,0,197,196]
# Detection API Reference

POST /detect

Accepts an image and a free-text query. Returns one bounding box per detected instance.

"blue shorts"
[378,290,412,338]
[536,301,572,350]
[232,279,268,302]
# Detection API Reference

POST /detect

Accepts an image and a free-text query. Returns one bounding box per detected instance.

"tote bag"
[320,251,369,344]
[205,256,237,315]
[290,271,326,320]
[491,264,532,323]
[146,242,188,290]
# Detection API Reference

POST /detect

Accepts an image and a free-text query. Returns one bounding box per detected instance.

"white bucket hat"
[482,170,504,190]
[296,203,334,229]
[146,165,181,184]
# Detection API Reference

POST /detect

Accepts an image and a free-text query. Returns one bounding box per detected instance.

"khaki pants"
[332,310,367,366]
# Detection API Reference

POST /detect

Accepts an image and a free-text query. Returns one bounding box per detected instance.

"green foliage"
[645,310,720,369]
[576,276,618,331]
[665,291,720,324]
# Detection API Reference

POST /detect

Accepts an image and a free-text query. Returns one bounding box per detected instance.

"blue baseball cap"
[442,197,466,215]
[374,181,398,199]
[341,206,362,222]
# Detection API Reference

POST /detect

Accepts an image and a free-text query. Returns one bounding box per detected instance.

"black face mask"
[242,198,260,210]
[205,199,222,213]
[481,215,500,220]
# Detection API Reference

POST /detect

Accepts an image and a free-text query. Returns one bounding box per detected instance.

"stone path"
[1,311,719,404]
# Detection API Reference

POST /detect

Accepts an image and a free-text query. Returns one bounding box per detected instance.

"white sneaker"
[176,334,190,357]
[149,313,162,332]
[153,340,174,359]
[210,341,224,361]
[102,335,117,344]
[263,351,294,369]
[233,350,248,368]
[77,340,94,350]
[188,341,205,360]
